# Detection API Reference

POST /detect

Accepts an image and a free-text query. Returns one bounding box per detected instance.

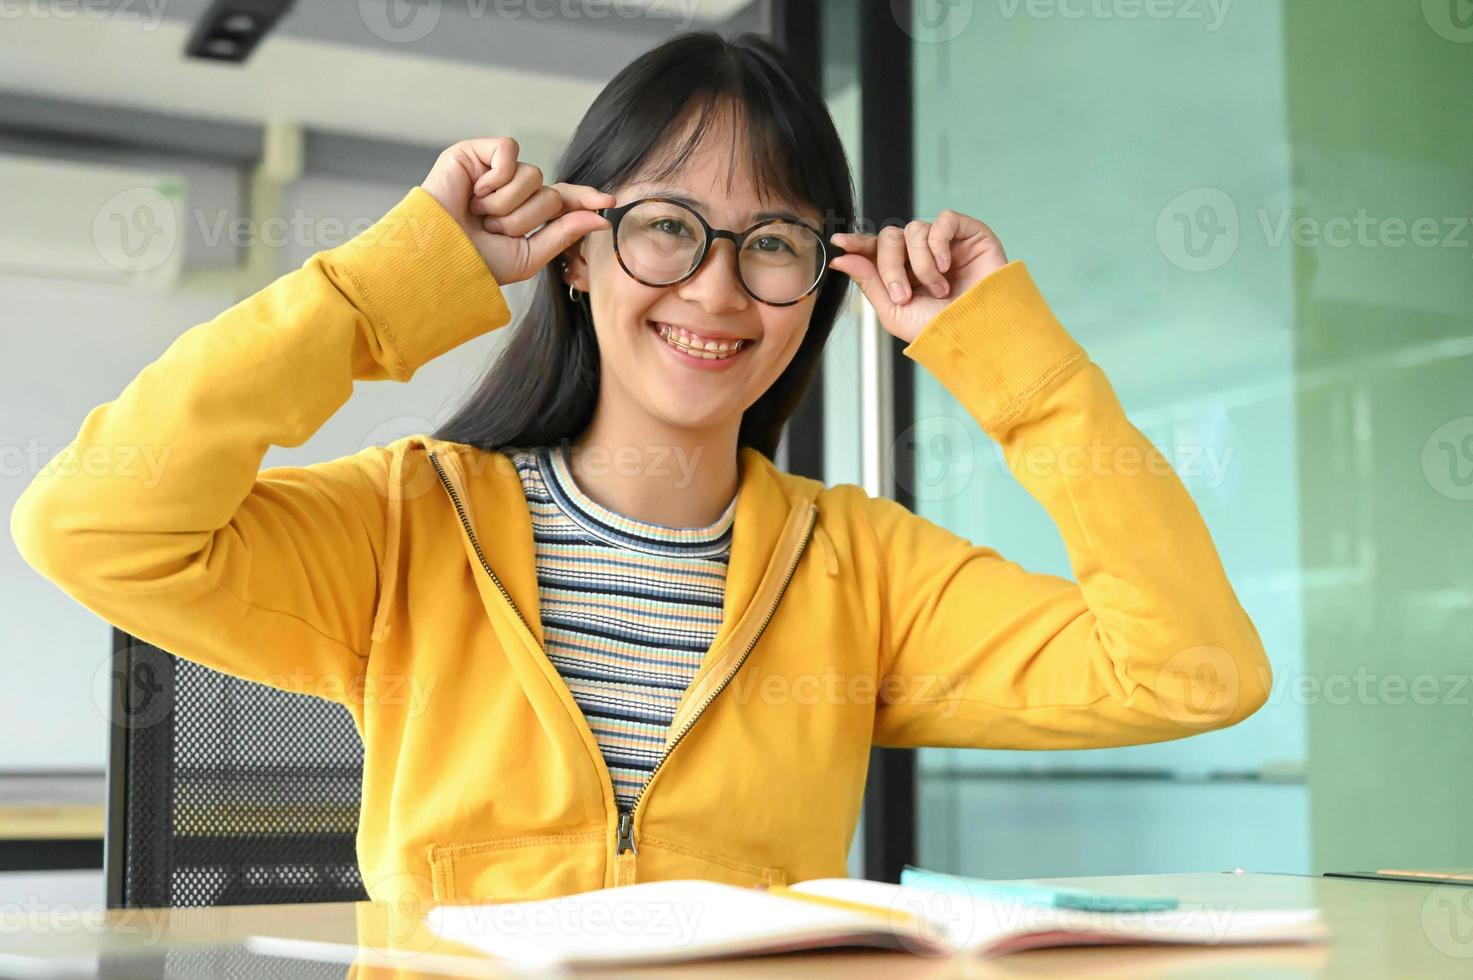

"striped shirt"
[504,443,737,811]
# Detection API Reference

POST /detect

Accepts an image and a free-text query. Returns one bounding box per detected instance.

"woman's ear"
[560,242,591,291]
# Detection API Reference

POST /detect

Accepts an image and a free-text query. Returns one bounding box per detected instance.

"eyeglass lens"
[615,200,826,304]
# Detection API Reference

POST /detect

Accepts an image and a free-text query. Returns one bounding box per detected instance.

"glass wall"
[892,0,1471,876]
[818,0,867,877]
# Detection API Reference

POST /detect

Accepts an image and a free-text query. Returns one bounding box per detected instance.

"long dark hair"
[433,31,857,462]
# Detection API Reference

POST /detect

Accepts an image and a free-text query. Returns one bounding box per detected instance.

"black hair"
[433,30,857,462]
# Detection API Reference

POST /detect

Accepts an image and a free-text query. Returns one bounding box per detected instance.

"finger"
[552,182,618,214]
[525,209,613,271]
[486,185,565,238]
[490,183,619,237]
[457,137,520,192]
[473,161,544,217]
[904,220,949,299]
[829,231,876,258]
[928,211,956,274]
[827,252,896,320]
[876,226,911,304]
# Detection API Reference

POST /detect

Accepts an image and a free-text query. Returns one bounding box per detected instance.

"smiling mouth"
[650,321,753,361]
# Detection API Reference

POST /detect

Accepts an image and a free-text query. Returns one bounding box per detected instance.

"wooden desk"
[0,772,105,871]
[0,872,1469,977]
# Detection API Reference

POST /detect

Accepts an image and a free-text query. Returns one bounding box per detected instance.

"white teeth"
[655,323,748,359]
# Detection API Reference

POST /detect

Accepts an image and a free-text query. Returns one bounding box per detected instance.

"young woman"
[12,33,1270,907]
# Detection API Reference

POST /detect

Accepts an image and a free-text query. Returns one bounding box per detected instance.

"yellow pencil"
[759,885,920,925]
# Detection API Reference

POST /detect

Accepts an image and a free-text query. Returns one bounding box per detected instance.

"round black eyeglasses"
[595,197,847,307]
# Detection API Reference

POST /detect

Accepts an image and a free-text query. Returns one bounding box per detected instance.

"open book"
[422,877,1330,969]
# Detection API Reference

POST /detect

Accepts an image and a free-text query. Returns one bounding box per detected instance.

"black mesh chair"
[106,629,370,908]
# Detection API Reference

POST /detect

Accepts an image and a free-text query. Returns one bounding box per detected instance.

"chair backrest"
[106,630,370,908]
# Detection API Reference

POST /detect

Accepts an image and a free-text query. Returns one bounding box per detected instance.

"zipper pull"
[617,808,639,855]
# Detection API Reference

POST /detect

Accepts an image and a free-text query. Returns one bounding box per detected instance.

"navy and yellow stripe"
[503,443,735,809]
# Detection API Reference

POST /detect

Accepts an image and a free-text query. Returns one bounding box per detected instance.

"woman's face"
[568,114,823,442]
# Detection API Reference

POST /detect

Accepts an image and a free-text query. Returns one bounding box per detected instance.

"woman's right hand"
[420,137,613,286]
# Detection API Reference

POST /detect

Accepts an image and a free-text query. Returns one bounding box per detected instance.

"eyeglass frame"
[594,197,848,308]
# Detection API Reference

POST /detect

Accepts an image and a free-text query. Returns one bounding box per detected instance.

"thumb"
[526,210,611,271]
[829,254,895,320]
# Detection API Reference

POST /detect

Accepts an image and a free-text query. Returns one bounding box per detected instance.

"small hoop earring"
[568,283,581,303]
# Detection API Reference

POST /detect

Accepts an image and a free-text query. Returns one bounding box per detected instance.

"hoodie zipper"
[616,503,817,863]
[430,448,816,876]
[429,450,542,645]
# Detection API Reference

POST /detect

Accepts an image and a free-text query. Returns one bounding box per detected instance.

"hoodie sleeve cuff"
[319,186,514,381]
[901,259,1088,437]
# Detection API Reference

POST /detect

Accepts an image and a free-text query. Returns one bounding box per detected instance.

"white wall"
[1,154,537,772]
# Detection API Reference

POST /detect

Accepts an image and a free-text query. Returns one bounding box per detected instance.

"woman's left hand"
[828,210,1009,344]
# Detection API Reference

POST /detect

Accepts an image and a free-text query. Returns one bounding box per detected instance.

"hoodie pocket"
[427,831,605,903]
[635,835,788,887]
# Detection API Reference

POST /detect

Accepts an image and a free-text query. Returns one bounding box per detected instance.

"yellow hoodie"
[10,186,1271,908]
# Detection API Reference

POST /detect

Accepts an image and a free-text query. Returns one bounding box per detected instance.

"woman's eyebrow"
[641,189,805,223]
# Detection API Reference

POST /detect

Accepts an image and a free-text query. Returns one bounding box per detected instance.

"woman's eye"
[650,218,692,237]
[750,235,797,255]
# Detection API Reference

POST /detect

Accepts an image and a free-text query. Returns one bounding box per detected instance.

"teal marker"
[900,866,1179,913]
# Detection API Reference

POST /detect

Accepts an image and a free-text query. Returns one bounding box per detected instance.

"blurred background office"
[2,0,1470,909]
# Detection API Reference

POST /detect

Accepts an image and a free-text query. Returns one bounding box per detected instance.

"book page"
[424,878,936,968]
[789,878,1329,955]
